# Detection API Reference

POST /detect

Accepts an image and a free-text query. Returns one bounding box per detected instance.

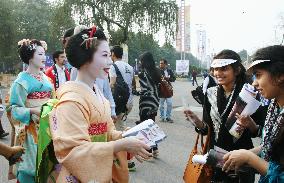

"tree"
[238,49,248,62]
[0,0,17,72]
[48,2,76,52]
[126,31,202,73]
[64,0,178,44]
[128,32,161,66]
[0,0,75,71]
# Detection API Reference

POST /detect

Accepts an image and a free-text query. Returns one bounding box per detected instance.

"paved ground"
[0,79,260,183]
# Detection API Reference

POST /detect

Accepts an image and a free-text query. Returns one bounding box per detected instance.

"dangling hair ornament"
[17,39,37,51]
[80,25,97,50]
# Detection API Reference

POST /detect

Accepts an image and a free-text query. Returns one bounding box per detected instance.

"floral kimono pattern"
[49,81,128,183]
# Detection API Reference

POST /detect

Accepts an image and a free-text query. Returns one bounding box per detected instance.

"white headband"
[246,60,271,73]
[211,59,237,68]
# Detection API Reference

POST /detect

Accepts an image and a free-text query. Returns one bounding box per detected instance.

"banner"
[176,60,189,73]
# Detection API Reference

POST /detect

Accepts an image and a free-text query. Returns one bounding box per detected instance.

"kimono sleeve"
[10,82,30,125]
[106,108,122,141]
[51,101,115,183]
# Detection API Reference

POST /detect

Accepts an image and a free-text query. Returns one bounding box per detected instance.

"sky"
[175,0,284,56]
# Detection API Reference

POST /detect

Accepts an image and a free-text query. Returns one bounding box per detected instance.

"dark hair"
[65,26,107,69]
[111,45,123,59]
[53,50,64,63]
[18,39,42,64]
[251,45,284,87]
[140,51,161,84]
[160,59,168,65]
[213,49,248,114]
[213,49,247,86]
[63,28,74,38]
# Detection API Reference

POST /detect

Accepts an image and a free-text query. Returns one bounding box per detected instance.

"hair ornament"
[80,25,98,50]
[17,39,38,51]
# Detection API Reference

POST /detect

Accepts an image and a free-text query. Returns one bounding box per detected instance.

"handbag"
[183,128,212,183]
[158,77,173,98]
[191,86,205,105]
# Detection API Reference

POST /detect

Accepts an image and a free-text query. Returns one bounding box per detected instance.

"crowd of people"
[0,23,283,183]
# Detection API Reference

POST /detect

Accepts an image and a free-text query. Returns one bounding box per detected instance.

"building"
[176,1,190,54]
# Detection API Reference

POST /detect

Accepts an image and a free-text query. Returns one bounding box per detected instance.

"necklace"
[26,72,43,82]
[221,85,236,117]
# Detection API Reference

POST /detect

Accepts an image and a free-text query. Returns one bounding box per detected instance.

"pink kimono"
[49,81,128,183]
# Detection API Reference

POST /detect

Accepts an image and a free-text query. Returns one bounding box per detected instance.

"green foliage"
[64,0,178,44]
[48,2,75,51]
[0,0,17,71]
[0,0,75,72]
[126,32,201,72]
[238,49,248,62]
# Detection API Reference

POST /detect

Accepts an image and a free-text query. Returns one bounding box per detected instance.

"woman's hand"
[184,109,203,128]
[235,113,258,134]
[111,115,118,123]
[30,107,41,117]
[114,137,152,162]
[5,146,25,160]
[222,149,253,172]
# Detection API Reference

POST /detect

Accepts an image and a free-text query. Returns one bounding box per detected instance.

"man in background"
[45,50,70,90]
[159,59,176,123]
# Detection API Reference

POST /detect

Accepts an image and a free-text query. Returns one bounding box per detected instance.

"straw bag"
[183,129,212,183]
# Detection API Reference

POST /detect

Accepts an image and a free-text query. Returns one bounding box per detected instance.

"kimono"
[9,71,53,182]
[49,81,128,183]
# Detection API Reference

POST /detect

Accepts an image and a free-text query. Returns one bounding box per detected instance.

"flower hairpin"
[80,25,98,50]
[17,39,37,51]
[80,37,97,50]
[82,34,88,40]
[18,39,30,47]
[28,44,37,51]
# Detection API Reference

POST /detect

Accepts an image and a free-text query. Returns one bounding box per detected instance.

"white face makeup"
[30,46,46,69]
[87,40,112,79]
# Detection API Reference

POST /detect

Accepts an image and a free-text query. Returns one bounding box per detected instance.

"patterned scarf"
[261,99,284,161]
[207,85,236,141]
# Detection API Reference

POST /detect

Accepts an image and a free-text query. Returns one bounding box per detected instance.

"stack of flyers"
[122,119,167,147]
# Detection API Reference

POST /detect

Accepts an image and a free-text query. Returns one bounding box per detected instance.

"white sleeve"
[202,77,210,94]
[109,65,117,78]
[103,79,116,116]
[70,67,78,81]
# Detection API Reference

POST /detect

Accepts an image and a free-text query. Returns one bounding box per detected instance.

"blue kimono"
[9,71,52,183]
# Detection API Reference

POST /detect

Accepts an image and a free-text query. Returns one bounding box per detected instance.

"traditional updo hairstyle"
[213,50,248,112]
[18,39,42,64]
[65,26,107,69]
[251,45,284,87]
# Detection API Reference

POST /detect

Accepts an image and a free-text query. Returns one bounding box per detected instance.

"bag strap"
[194,127,210,155]
[113,64,124,79]
[202,127,211,154]
[194,134,200,151]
